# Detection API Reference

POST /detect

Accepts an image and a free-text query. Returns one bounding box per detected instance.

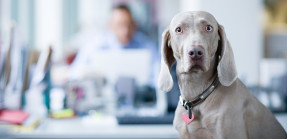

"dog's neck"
[176,58,217,101]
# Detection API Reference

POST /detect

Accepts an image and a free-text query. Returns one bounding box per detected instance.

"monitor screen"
[89,49,152,86]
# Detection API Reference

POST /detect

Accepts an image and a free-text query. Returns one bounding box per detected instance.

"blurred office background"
[0,0,287,138]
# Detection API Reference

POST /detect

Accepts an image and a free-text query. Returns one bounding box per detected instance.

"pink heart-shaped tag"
[181,112,194,124]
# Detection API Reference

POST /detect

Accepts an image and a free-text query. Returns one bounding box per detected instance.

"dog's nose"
[189,48,203,60]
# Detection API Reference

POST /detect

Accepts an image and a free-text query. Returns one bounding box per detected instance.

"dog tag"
[182,113,194,124]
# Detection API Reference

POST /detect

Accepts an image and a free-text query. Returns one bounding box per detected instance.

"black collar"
[179,75,220,119]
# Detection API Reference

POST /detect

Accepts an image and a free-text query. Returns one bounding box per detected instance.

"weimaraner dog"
[158,11,286,139]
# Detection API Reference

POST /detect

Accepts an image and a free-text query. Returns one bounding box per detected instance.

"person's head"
[109,4,135,45]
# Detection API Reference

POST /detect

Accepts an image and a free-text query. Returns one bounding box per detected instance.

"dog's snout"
[189,48,203,60]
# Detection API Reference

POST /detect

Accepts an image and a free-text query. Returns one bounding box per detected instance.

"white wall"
[35,0,63,60]
[158,0,181,29]
[78,0,112,30]
[78,0,97,29]
[180,0,263,85]
[18,0,28,39]
[0,0,11,45]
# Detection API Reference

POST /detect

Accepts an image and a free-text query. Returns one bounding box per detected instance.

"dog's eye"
[176,27,182,33]
[205,25,213,32]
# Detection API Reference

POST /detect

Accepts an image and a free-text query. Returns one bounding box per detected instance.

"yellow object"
[13,118,41,132]
[51,109,75,118]
[0,117,42,132]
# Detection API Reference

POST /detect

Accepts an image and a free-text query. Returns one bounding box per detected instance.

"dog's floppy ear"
[217,25,237,86]
[158,28,175,92]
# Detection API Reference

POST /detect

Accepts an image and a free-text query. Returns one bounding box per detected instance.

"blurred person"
[69,4,159,87]
[109,4,135,46]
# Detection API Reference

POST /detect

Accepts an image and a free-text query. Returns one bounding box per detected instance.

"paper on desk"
[4,25,28,110]
[81,114,117,127]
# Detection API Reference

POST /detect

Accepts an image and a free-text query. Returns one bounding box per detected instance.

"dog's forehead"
[170,11,218,27]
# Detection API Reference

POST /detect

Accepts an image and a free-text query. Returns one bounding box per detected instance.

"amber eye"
[176,27,182,33]
[205,25,213,32]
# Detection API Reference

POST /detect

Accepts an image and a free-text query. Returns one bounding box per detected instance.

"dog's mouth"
[191,64,202,70]
[189,60,204,72]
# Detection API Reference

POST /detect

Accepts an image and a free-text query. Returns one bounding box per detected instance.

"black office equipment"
[115,77,136,109]
[116,113,174,125]
[117,63,180,125]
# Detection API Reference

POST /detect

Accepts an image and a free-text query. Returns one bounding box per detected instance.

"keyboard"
[116,113,174,125]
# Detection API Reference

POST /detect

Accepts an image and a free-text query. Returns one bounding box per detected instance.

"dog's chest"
[175,110,219,137]
[189,116,217,133]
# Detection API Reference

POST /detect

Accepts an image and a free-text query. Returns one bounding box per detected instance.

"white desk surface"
[11,117,178,139]
[11,114,287,139]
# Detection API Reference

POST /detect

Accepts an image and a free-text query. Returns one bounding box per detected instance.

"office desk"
[10,114,287,139]
[11,118,178,139]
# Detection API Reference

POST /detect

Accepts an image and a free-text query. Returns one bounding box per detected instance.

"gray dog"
[158,11,286,139]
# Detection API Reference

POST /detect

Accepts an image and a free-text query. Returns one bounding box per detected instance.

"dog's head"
[158,11,237,92]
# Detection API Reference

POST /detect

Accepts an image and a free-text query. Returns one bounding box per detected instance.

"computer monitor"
[90,49,152,86]
[87,49,181,117]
